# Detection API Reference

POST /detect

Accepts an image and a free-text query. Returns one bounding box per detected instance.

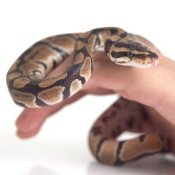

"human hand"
[15,35,175,154]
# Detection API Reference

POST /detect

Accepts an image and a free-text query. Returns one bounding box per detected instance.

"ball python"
[6,27,167,165]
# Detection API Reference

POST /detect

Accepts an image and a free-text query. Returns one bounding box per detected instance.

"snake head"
[105,39,159,67]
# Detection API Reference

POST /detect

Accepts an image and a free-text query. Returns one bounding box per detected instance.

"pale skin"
[16,35,175,155]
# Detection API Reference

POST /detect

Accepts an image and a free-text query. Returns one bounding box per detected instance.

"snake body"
[7,27,167,165]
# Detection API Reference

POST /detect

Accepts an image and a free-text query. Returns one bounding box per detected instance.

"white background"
[1,0,175,174]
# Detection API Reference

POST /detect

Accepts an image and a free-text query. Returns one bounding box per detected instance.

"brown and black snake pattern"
[6,27,167,165]
[89,97,167,165]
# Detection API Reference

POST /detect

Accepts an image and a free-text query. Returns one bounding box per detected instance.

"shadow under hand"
[87,154,175,175]
[22,166,59,175]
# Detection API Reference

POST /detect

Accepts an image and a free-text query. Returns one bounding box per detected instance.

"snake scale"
[6,27,167,165]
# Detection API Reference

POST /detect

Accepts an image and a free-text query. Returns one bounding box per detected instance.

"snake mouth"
[114,55,159,67]
[151,57,159,65]
[115,61,128,64]
[113,57,131,65]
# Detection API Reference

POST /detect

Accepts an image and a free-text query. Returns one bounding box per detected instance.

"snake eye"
[128,52,134,58]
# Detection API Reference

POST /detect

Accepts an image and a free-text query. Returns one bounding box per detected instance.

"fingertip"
[16,127,41,139]
[16,108,47,132]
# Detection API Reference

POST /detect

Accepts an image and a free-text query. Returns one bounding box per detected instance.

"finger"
[16,91,85,138]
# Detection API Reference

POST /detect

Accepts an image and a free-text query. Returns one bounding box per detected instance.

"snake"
[6,27,167,165]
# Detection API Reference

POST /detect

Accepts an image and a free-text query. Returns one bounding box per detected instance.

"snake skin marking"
[6,72,21,84]
[39,73,67,88]
[42,34,78,54]
[119,134,164,162]
[37,86,65,105]
[70,79,82,96]
[7,27,166,165]
[98,139,118,165]
[80,57,92,81]
[11,90,38,107]
[74,52,84,64]
[13,76,30,88]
